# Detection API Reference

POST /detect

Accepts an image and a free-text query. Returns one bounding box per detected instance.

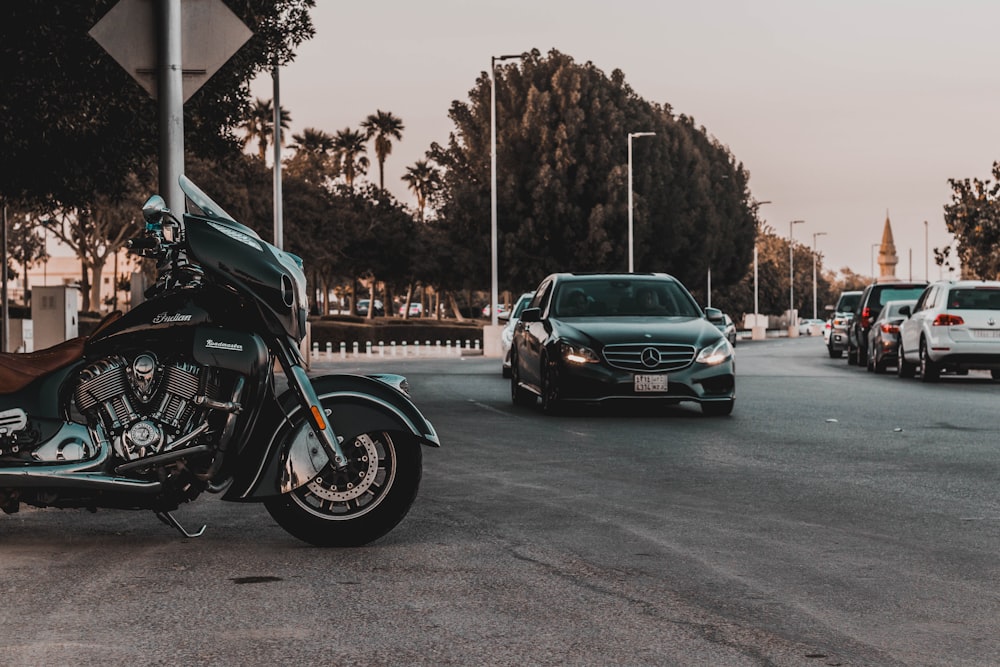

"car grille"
[603,343,696,372]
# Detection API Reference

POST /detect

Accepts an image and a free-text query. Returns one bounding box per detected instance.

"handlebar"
[128,237,160,251]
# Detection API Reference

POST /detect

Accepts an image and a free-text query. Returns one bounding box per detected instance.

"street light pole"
[789,220,804,330]
[752,201,772,318]
[812,231,827,320]
[490,53,521,329]
[627,132,655,273]
[871,243,880,280]
[924,220,929,281]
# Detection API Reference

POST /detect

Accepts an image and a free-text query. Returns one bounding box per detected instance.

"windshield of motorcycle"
[179,175,258,237]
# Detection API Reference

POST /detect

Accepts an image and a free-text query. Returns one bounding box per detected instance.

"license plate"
[973,329,1000,339]
[634,374,667,392]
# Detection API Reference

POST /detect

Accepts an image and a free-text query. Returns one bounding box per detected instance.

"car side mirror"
[704,307,724,324]
[899,305,911,317]
[520,307,541,323]
[824,304,834,313]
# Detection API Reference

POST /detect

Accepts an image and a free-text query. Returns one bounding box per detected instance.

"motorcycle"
[0,175,439,547]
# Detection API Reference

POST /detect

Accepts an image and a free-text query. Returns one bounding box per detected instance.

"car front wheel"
[510,349,537,407]
[540,356,562,414]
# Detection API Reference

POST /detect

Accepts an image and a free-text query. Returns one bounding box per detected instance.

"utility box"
[32,286,80,350]
[8,319,33,353]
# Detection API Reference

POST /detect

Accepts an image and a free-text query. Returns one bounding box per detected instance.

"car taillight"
[861,307,872,328]
[932,313,964,326]
[880,323,899,334]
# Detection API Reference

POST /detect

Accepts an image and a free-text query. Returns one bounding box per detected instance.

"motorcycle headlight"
[695,338,733,366]
[559,341,600,364]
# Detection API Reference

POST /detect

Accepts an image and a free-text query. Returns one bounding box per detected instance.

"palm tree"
[240,98,292,161]
[361,110,405,191]
[333,127,369,188]
[286,128,339,184]
[401,159,441,222]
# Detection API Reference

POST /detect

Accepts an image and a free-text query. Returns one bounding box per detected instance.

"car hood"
[553,316,723,348]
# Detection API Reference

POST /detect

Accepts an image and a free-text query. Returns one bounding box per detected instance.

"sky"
[250,0,1000,281]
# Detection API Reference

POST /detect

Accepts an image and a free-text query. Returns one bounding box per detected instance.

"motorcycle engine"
[74,352,221,463]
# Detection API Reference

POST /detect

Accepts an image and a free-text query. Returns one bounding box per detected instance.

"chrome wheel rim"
[291,432,397,520]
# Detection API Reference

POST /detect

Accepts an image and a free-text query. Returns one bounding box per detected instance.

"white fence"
[311,339,482,359]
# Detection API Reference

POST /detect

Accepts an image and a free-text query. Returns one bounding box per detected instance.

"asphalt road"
[3,336,1000,666]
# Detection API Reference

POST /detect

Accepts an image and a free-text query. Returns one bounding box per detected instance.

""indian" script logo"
[153,312,193,324]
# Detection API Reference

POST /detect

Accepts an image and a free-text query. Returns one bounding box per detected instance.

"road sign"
[89,0,252,102]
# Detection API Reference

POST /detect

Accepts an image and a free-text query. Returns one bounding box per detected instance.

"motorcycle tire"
[264,430,422,547]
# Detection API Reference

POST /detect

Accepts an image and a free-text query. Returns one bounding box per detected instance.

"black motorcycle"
[0,175,439,546]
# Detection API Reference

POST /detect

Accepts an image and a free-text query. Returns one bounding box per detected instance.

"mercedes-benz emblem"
[640,347,661,368]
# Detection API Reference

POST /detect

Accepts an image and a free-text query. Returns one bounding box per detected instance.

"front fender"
[224,373,439,501]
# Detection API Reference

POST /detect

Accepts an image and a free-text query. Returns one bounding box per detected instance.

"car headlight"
[695,338,733,366]
[559,341,600,364]
[501,326,514,347]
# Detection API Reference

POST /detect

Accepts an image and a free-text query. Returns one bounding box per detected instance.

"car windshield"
[553,278,700,318]
[838,294,861,312]
[876,287,927,307]
[946,287,1000,310]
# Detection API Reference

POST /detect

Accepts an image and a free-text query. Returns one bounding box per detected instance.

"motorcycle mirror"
[142,195,169,225]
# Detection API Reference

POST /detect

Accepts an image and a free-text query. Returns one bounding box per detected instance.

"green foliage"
[428,48,757,295]
[944,163,1000,279]
[0,0,315,209]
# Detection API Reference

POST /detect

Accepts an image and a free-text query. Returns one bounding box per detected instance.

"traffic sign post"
[90,0,252,210]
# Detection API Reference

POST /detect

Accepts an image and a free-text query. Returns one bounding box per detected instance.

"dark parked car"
[865,299,916,373]
[509,273,735,416]
[827,290,861,358]
[848,280,928,366]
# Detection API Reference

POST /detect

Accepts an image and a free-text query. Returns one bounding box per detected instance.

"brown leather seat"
[0,336,86,394]
[0,310,123,395]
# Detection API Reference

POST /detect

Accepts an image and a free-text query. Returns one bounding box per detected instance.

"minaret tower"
[878,211,898,281]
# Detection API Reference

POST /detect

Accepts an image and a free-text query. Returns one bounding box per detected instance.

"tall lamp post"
[789,219,805,332]
[812,231,827,320]
[870,243,880,279]
[924,220,929,280]
[489,53,521,332]
[627,132,655,273]
[752,201,772,319]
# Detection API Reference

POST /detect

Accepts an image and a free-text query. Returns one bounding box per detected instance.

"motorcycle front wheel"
[264,430,422,547]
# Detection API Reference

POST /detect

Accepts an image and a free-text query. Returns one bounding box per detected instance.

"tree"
[43,169,153,311]
[943,162,1000,279]
[240,98,292,162]
[361,110,405,191]
[0,1,316,211]
[428,49,756,296]
[3,207,48,305]
[401,160,441,222]
[285,127,339,186]
[333,128,370,188]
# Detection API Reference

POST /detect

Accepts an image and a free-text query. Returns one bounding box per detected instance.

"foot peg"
[155,511,207,538]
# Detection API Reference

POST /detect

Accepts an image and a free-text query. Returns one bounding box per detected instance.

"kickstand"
[155,511,207,538]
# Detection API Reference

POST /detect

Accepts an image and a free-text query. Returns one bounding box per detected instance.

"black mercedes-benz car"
[509,273,735,416]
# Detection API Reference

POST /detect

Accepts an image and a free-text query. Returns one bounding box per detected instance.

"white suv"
[897,280,1000,381]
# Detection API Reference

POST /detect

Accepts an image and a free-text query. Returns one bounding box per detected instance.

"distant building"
[10,250,139,312]
[878,212,899,281]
